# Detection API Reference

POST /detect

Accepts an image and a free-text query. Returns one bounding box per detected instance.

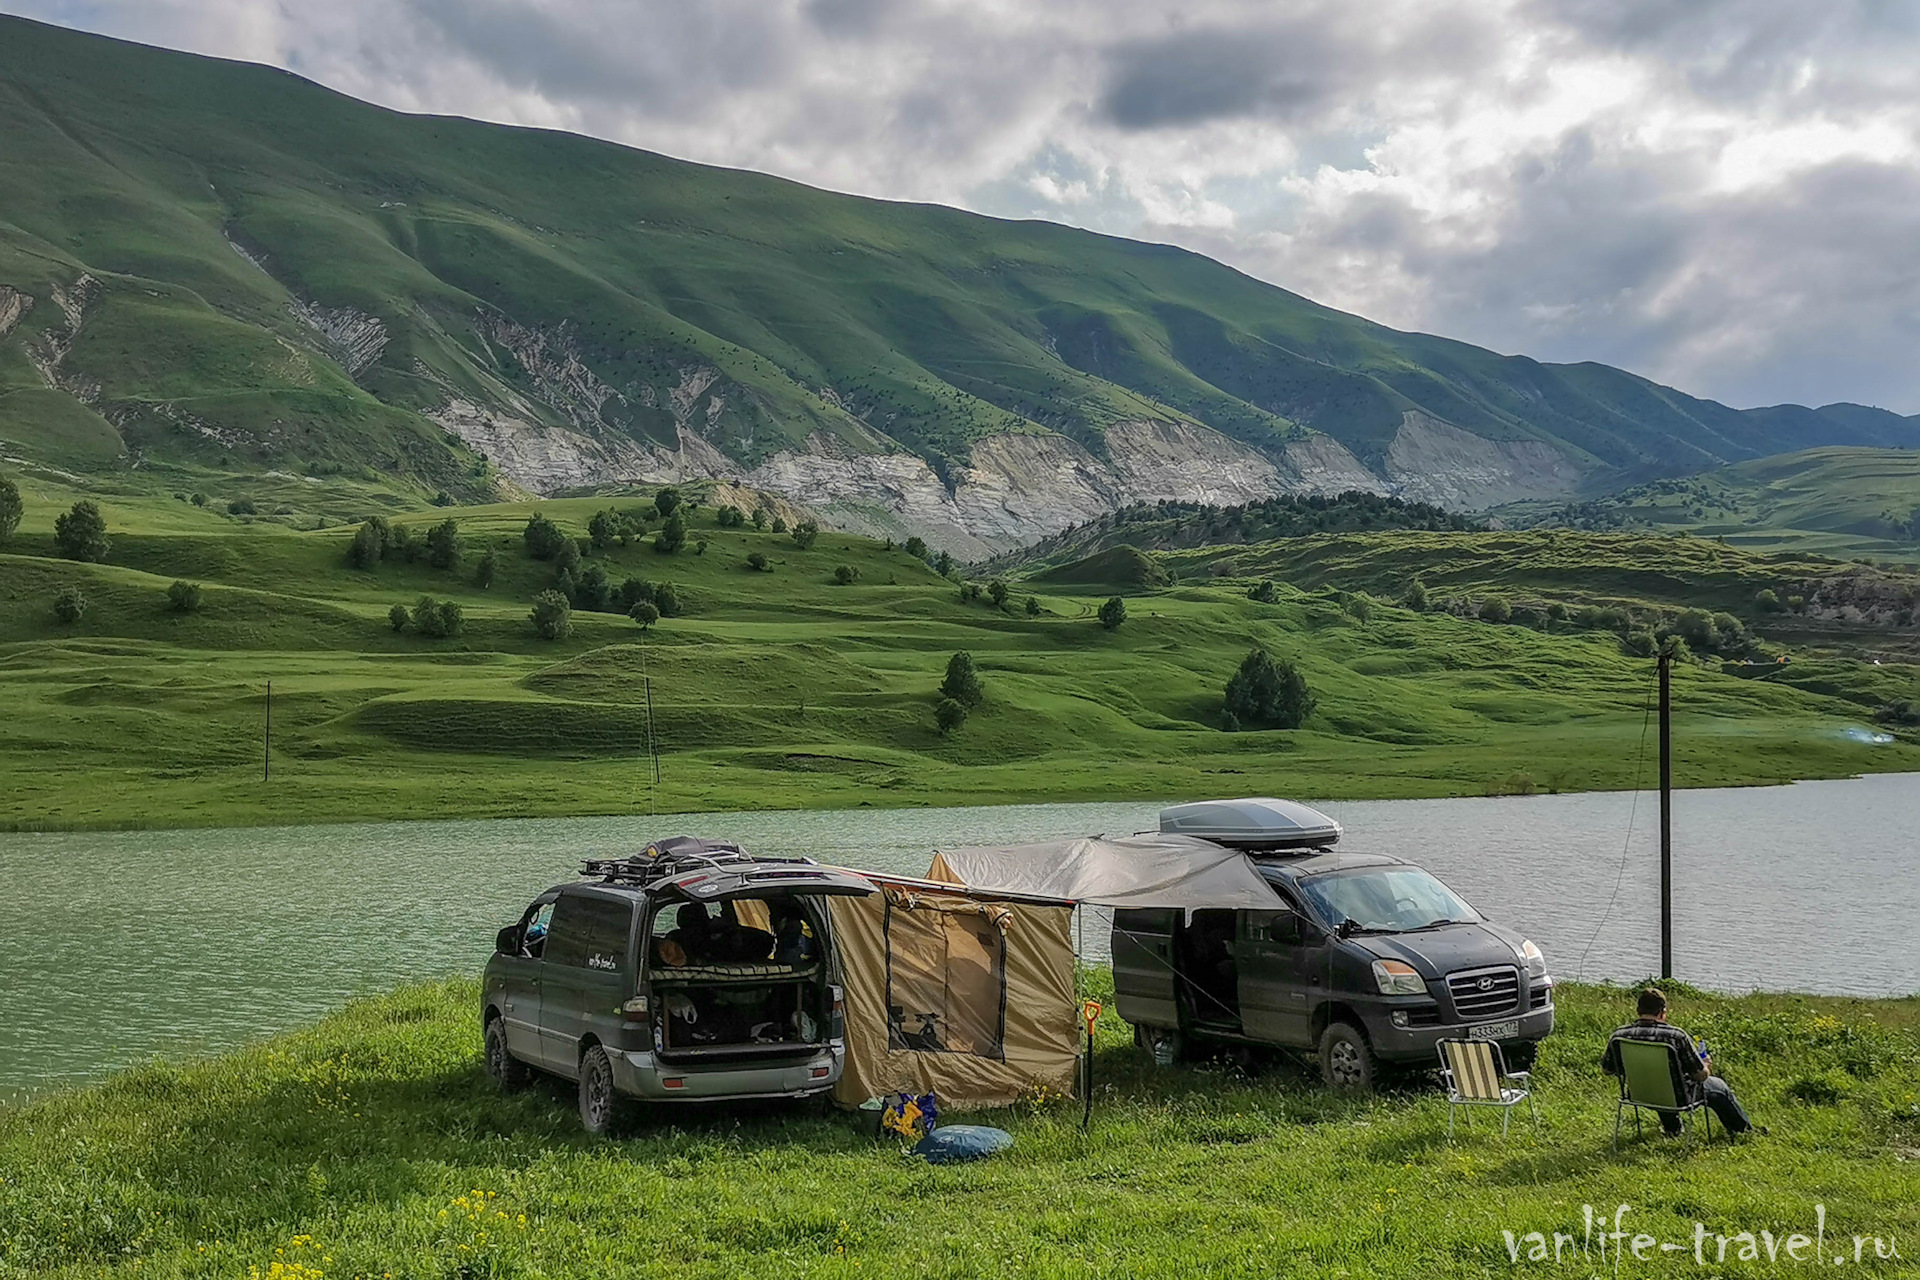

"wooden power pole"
[1657,652,1672,981]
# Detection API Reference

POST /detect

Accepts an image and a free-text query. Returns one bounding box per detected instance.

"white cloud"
[9,0,1920,410]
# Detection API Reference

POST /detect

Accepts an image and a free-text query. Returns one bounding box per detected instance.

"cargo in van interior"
[646,897,837,1062]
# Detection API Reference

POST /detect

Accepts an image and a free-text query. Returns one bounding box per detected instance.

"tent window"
[883,901,1007,1060]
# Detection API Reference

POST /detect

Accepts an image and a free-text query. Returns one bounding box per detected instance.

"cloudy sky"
[11,0,1920,412]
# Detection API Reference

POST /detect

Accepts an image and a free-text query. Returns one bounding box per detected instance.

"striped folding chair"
[1438,1039,1536,1138]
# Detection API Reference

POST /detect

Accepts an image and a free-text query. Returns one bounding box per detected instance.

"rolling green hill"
[1,14,1916,558]
[2,468,1918,830]
[1505,446,1920,562]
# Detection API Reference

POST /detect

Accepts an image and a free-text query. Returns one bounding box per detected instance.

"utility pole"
[1657,651,1672,981]
[263,679,272,783]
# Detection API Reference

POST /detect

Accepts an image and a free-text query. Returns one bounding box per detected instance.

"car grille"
[1447,966,1521,1020]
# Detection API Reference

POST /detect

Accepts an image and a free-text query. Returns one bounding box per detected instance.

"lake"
[4,774,1917,1100]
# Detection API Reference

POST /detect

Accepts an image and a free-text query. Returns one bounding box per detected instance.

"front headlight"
[1372,958,1426,996]
[1518,939,1549,980]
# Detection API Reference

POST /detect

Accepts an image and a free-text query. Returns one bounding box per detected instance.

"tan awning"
[928,834,1283,910]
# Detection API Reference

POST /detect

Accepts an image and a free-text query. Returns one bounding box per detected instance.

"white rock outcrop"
[1382,412,1583,509]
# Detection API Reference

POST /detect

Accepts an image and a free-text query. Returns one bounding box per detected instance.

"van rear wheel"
[485,1018,533,1093]
[1319,1021,1376,1092]
[578,1045,632,1136]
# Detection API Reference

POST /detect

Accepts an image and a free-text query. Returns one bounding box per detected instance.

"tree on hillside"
[530,590,572,640]
[388,603,411,632]
[652,486,683,519]
[987,580,1009,608]
[412,596,464,638]
[747,551,771,572]
[572,564,613,612]
[1247,580,1277,604]
[52,585,86,624]
[904,535,928,561]
[0,473,21,543]
[752,506,769,530]
[522,513,568,560]
[771,515,788,534]
[1405,580,1429,611]
[347,516,390,569]
[653,582,684,617]
[630,601,660,630]
[940,651,985,708]
[386,523,420,564]
[654,511,688,554]
[227,498,257,516]
[473,547,497,589]
[834,564,859,585]
[935,697,968,735]
[715,505,744,528]
[1222,648,1316,731]
[1478,595,1512,624]
[1098,596,1127,630]
[425,518,463,570]
[791,519,820,550]
[53,501,110,562]
[166,581,203,613]
[933,550,955,576]
[1025,595,1042,617]
[588,508,620,551]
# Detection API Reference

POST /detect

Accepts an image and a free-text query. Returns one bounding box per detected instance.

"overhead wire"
[1574,664,1658,981]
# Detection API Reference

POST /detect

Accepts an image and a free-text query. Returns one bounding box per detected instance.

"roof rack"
[579,835,819,888]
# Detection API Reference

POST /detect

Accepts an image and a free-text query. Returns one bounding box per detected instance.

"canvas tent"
[828,834,1286,1109]
[828,877,1079,1109]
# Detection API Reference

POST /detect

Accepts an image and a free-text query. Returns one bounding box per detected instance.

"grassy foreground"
[5,474,1920,830]
[2,977,1916,1278]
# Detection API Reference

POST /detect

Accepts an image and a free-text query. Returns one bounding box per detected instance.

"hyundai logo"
[1476,976,1496,991]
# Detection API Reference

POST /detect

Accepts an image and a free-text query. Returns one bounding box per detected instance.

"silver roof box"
[1159,797,1342,850]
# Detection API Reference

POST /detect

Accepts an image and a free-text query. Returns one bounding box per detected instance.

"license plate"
[1469,1020,1519,1041]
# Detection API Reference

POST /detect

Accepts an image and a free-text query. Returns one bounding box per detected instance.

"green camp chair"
[1613,1038,1711,1149]
[1437,1039,1535,1138]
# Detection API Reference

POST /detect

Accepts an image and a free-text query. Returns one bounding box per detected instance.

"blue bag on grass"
[912,1125,1013,1164]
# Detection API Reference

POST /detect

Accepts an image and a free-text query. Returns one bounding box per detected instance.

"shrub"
[166,581,203,613]
[1478,596,1511,624]
[1222,648,1316,730]
[1343,593,1372,623]
[771,516,788,534]
[1025,595,1042,616]
[53,501,110,562]
[934,550,954,577]
[227,498,257,516]
[412,596,464,638]
[653,582,684,617]
[473,547,497,589]
[987,580,1008,608]
[1621,628,1658,657]
[904,535,929,560]
[0,474,20,542]
[834,564,860,585]
[1755,588,1782,613]
[1403,580,1427,611]
[1787,595,1805,612]
[791,519,820,550]
[653,511,688,554]
[630,601,660,630]
[652,486,683,519]
[588,508,620,550]
[751,507,769,530]
[935,697,969,735]
[715,505,744,528]
[553,537,582,580]
[425,518,462,570]
[52,585,86,624]
[522,513,568,560]
[529,590,572,640]
[1546,601,1569,623]
[959,582,982,603]
[1247,580,1277,604]
[1098,596,1127,630]
[747,551,770,572]
[695,539,708,556]
[347,517,389,569]
[388,603,410,632]
[940,651,985,708]
[572,564,614,612]
[386,523,419,564]
[190,492,209,507]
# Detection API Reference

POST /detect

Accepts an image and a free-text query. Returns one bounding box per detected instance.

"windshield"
[1296,867,1482,933]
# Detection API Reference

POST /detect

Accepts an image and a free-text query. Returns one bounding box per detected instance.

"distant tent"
[829,877,1078,1110]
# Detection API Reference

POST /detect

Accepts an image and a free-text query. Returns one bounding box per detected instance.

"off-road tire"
[577,1044,633,1136]
[1136,1024,1185,1066]
[1319,1021,1377,1092]
[484,1017,534,1093]
[1505,1041,1539,1073]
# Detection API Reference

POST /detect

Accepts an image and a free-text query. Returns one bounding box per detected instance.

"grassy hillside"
[3,468,1919,830]
[1504,447,1920,562]
[2,976,1916,1277]
[1,14,1916,515]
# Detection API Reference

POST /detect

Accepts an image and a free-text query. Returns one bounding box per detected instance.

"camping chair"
[1613,1039,1711,1149]
[1437,1039,1535,1138]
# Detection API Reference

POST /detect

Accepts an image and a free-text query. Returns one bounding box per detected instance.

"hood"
[1351,921,1526,976]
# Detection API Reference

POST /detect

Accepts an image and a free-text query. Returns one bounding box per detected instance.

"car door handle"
[503,1001,514,1011]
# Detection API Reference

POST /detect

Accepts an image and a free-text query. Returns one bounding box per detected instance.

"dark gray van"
[1112,800,1554,1090]
[483,838,874,1133]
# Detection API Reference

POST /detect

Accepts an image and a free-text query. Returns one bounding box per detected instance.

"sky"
[10,0,1920,413]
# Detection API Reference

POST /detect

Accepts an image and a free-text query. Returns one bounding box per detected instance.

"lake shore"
[2,976,1916,1277]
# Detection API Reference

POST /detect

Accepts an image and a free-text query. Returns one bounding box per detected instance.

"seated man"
[1601,987,1757,1137]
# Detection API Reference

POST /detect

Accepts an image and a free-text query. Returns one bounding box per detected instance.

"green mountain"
[2,15,1915,555]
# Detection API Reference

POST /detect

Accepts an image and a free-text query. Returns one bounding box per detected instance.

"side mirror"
[496,925,522,955]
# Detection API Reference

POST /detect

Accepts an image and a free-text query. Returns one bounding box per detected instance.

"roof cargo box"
[1158,797,1341,850]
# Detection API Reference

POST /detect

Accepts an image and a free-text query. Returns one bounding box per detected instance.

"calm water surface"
[4,774,1917,1099]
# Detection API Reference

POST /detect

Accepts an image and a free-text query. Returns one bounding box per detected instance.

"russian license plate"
[1469,1019,1519,1041]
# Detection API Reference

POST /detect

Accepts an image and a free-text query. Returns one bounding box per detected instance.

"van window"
[1298,868,1481,933]
[546,894,635,970]
[883,901,1006,1059]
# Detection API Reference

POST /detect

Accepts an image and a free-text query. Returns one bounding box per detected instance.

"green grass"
[2,477,1919,830]
[2,976,1916,1278]
[3,13,1916,511]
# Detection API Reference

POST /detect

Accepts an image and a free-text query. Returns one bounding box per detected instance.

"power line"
[1575,666,1657,981]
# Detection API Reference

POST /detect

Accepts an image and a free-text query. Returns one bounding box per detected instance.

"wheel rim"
[487,1027,506,1077]
[583,1055,611,1127]
[1329,1038,1364,1086]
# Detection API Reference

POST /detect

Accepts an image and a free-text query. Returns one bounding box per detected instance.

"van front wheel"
[1319,1022,1376,1092]
[485,1018,533,1093]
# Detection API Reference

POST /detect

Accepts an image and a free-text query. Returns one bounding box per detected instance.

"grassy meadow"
[0,974,1915,1278]
[5,466,1920,829]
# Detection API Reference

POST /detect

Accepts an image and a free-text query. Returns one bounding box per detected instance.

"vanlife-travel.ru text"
[1501,1205,1901,1269]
